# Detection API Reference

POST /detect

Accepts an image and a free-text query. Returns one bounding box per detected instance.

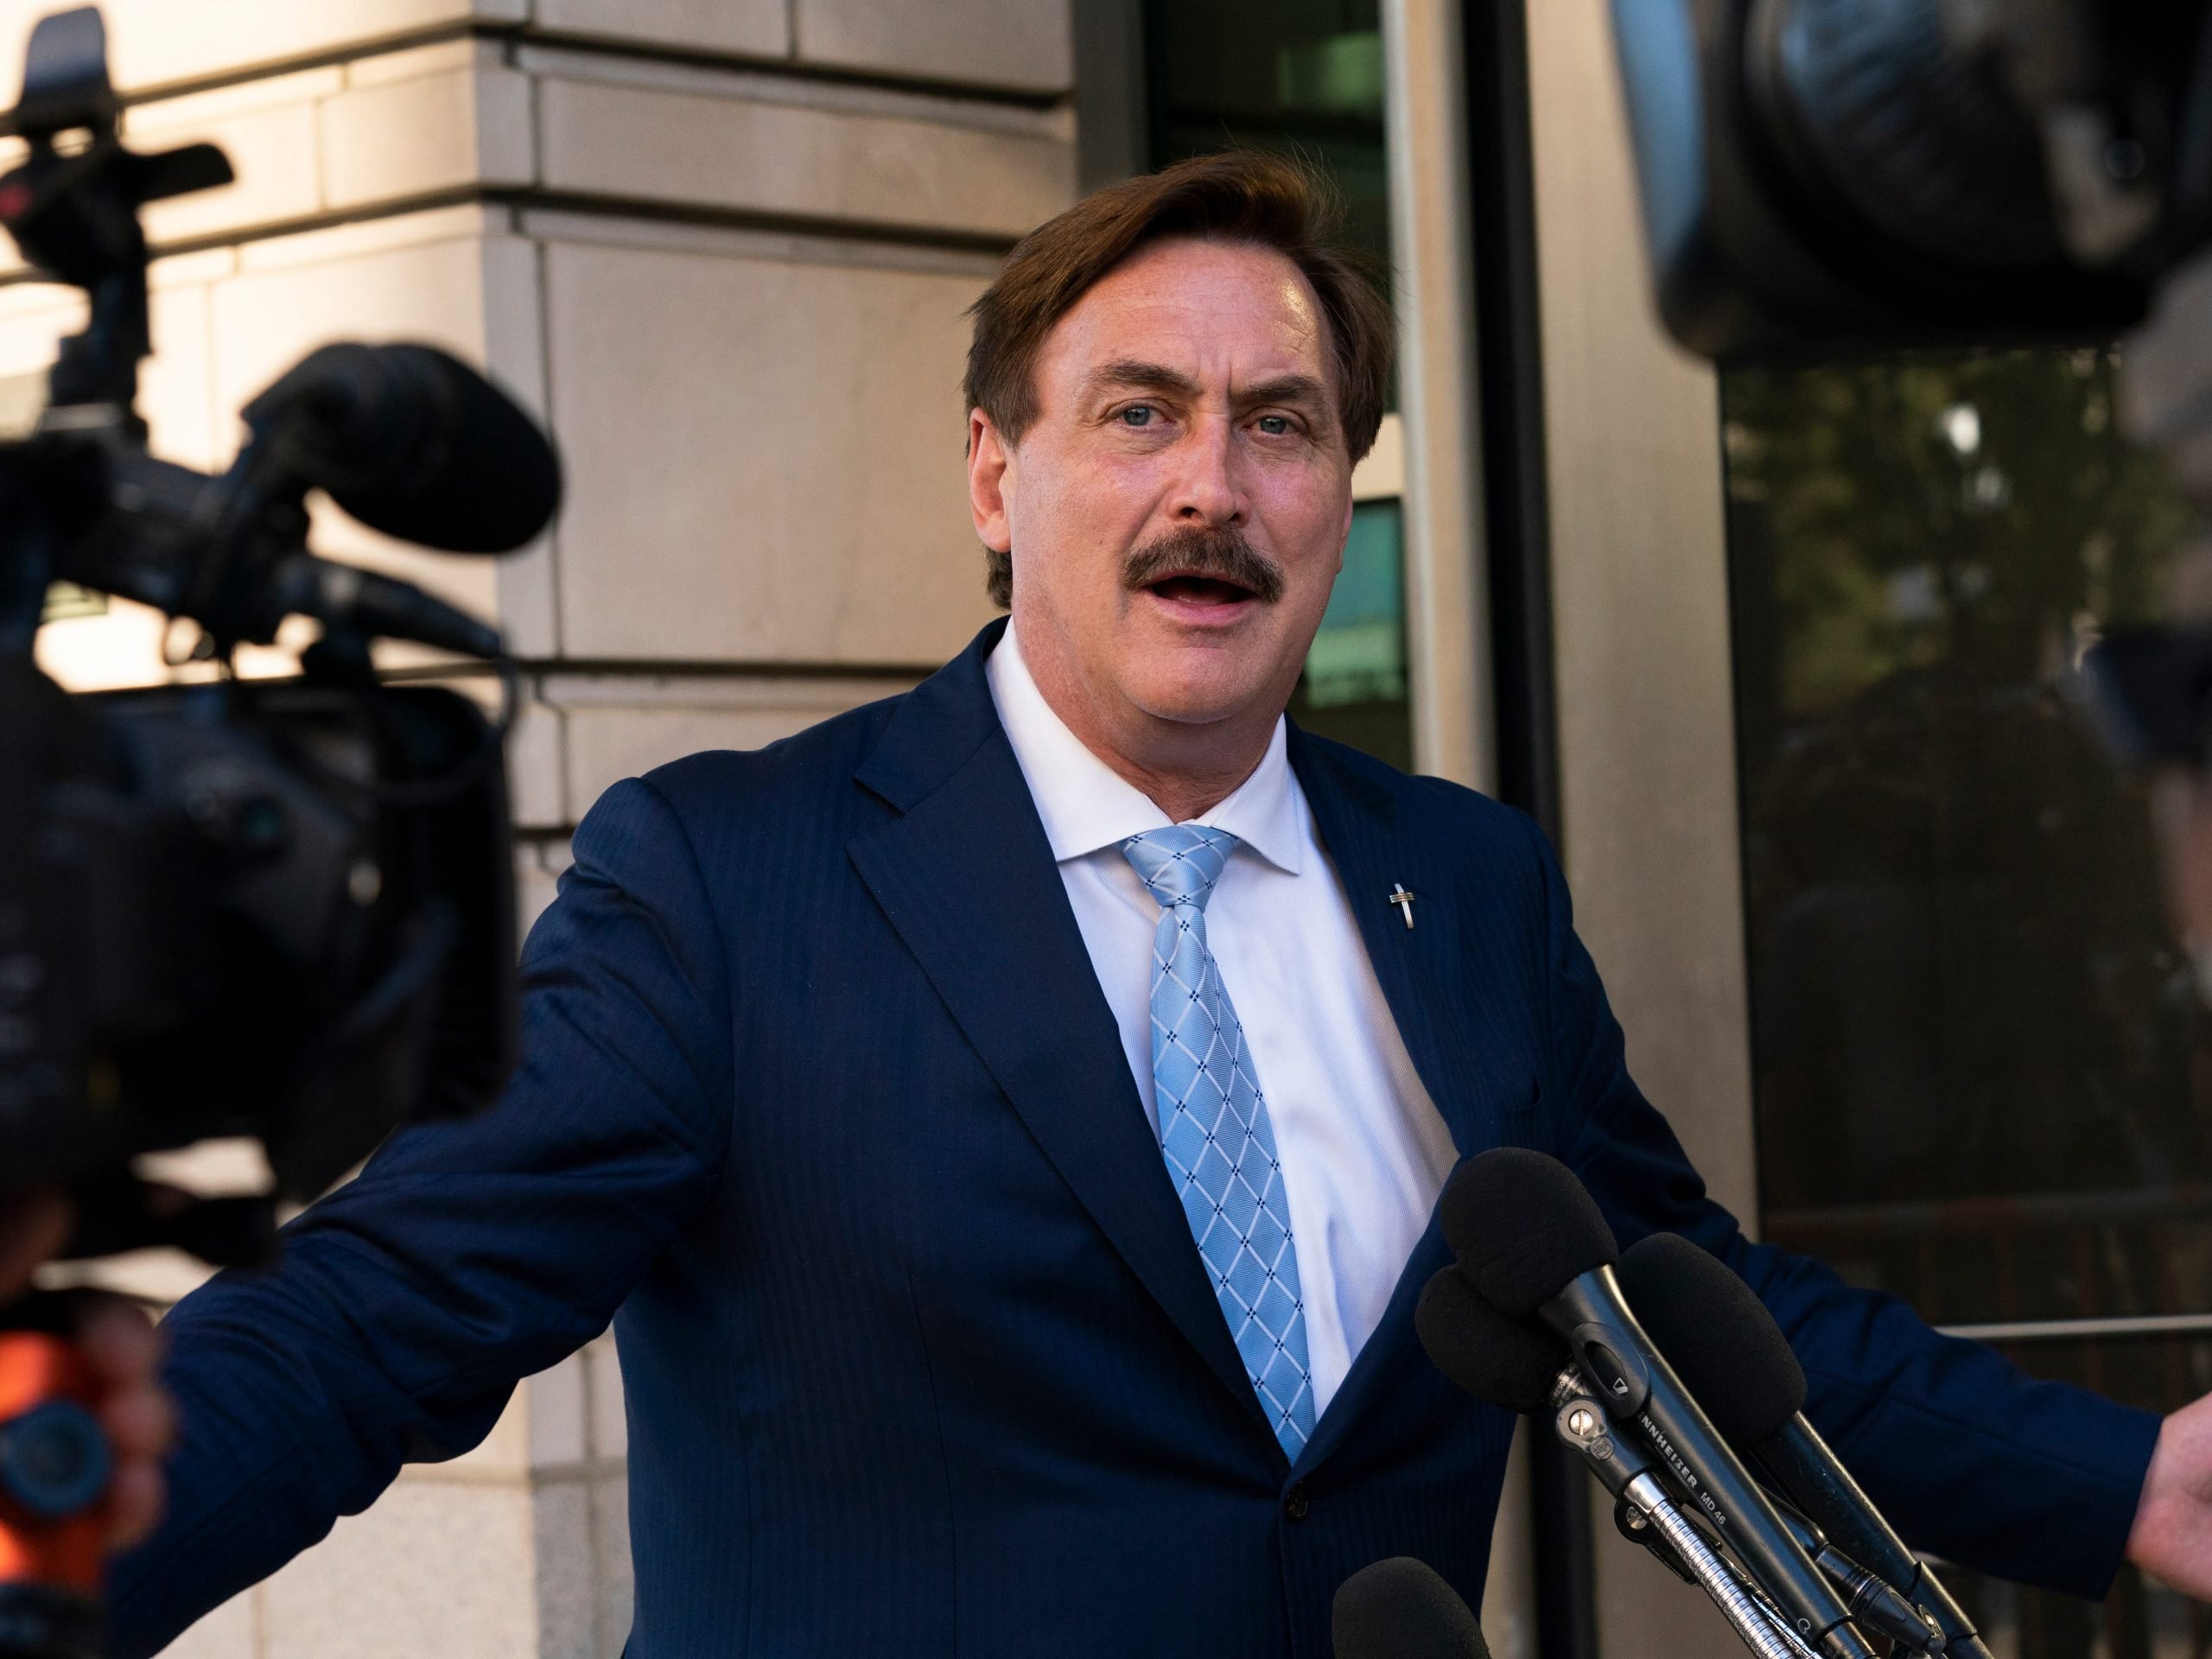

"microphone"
[1414,1256,1572,1414]
[267,554,504,660]
[1616,1232,1987,1659]
[240,342,563,554]
[1441,1150,1875,1659]
[1415,1259,1725,1591]
[1332,1558,1490,1659]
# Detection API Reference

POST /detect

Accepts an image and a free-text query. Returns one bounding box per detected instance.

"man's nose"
[1169,416,1246,527]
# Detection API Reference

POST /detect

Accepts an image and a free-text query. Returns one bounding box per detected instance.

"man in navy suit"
[110,150,2212,1655]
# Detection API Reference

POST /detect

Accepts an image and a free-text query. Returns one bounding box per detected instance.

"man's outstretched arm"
[1520,814,2172,1601]
[105,775,735,1656]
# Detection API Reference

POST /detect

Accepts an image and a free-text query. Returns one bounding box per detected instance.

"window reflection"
[1726,348,2204,1654]
[1143,0,1391,273]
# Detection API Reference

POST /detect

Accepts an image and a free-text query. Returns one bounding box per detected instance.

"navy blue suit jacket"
[111,621,2159,1656]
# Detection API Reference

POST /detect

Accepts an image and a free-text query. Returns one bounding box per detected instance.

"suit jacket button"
[1283,1482,1311,1522]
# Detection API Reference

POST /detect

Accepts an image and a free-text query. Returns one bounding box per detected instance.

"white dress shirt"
[986,623,1460,1416]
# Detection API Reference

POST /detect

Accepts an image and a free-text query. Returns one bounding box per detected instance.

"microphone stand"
[1548,1371,1847,1659]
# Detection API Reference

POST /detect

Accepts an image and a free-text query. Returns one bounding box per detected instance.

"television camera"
[0,8,557,1655]
[1610,0,2212,766]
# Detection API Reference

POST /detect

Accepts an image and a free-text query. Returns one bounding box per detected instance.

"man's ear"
[968,410,1014,552]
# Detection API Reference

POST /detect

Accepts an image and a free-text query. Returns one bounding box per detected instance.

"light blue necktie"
[1121,825,1315,1458]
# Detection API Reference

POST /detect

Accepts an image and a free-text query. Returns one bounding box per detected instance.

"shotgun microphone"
[239,342,563,554]
[1440,1150,1876,1659]
[1615,1232,1989,1659]
[1332,1558,1490,1659]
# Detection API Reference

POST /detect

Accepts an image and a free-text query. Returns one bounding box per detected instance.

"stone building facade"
[0,3,1075,1652]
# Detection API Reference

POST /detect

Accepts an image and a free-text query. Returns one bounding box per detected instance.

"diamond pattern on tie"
[1122,825,1314,1458]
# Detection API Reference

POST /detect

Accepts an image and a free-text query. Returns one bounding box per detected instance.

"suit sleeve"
[105,775,735,1656]
[1522,816,2161,1601]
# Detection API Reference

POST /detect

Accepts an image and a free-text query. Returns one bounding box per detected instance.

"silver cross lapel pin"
[1387,884,1417,930]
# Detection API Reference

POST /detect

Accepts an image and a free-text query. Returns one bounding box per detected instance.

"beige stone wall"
[0,3,1074,1652]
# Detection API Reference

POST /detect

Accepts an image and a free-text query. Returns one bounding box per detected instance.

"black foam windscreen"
[1332,1557,1490,1659]
[1616,1232,1806,1444]
[243,341,563,554]
[1438,1148,1617,1318]
[1415,1266,1568,1414]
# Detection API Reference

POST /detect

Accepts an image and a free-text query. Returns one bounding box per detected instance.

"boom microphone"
[241,342,563,554]
[1332,1558,1490,1659]
[1617,1233,1988,1659]
[1441,1150,1875,1659]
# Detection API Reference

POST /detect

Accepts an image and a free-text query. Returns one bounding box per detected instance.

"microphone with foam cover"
[1617,1233,1987,1659]
[1332,1557,1490,1659]
[1442,1150,1874,1659]
[241,342,563,554]
[1415,1259,1572,1414]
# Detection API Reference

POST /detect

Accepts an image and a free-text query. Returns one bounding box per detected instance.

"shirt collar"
[985,619,1304,876]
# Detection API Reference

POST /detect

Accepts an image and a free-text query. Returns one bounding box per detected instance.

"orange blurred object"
[0,1332,104,1593]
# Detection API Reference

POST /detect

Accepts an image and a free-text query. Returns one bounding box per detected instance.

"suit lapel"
[1288,728,1528,1154]
[847,626,1272,1440]
[1286,728,1527,1471]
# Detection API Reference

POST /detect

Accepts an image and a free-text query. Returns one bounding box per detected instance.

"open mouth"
[1147,573,1259,606]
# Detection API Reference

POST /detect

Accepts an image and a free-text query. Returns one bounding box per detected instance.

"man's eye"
[1257,415,1292,435]
[1119,405,1155,427]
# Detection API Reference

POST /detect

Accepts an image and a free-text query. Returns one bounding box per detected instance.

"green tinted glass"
[1294,499,1411,771]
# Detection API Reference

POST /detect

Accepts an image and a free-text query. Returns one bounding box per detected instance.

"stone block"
[537,73,1072,240]
[526,1353,589,1468]
[530,1481,597,1659]
[0,0,525,102]
[583,1335,626,1460]
[552,675,916,816]
[343,37,477,88]
[322,50,535,213]
[142,277,220,471]
[536,0,788,60]
[480,232,563,658]
[796,0,1072,92]
[0,261,218,465]
[258,1480,539,1659]
[0,283,85,380]
[516,842,567,941]
[507,693,569,830]
[124,70,336,246]
[542,235,998,665]
[591,1471,633,1649]
[210,212,496,419]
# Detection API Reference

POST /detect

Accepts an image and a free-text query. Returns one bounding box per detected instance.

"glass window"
[1725,348,2204,1651]
[1293,498,1412,771]
[1143,0,1390,276]
[1140,0,1412,770]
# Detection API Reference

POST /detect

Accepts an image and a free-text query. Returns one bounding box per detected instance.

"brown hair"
[965,149,1395,608]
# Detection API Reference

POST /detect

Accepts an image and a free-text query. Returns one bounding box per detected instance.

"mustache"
[1121,526,1286,604]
